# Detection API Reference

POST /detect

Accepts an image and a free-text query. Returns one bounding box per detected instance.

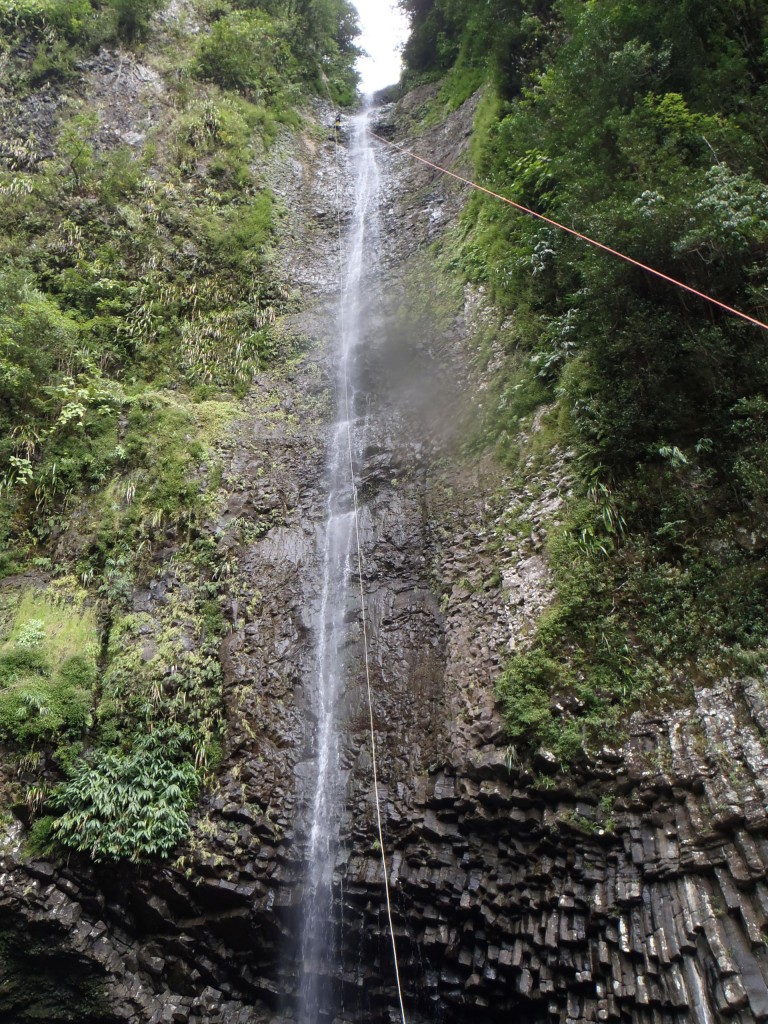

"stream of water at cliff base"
[296,107,381,1024]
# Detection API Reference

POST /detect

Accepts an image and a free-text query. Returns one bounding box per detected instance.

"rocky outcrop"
[3,679,768,1023]
[1,74,767,1024]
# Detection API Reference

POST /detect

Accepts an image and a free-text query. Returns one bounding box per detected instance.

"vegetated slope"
[0,0,358,861]
[398,0,768,763]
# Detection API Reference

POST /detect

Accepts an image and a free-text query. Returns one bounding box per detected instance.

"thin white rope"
[332,114,409,1024]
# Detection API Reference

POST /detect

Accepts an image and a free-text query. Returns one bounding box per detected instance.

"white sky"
[352,0,410,94]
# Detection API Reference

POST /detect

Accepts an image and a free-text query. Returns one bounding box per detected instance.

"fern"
[49,733,200,862]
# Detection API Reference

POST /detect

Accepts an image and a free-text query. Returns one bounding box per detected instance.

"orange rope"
[367,129,768,333]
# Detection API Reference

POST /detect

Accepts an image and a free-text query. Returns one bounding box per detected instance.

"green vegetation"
[0,0,360,860]
[196,10,297,95]
[0,0,163,46]
[0,589,97,752]
[39,732,201,861]
[402,0,768,761]
[0,0,359,92]
[0,91,279,568]
[0,0,165,83]
[0,0,360,574]
[193,0,360,104]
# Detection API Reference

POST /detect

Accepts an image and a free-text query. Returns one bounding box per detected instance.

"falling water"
[297,106,381,1023]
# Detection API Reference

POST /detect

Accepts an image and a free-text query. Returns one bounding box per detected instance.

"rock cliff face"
[1,81,768,1024]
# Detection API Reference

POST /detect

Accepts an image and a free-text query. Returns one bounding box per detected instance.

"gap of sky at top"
[352,0,409,94]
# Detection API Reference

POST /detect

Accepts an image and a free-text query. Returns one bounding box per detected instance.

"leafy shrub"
[26,814,58,857]
[731,396,768,510]
[15,619,45,649]
[0,645,49,683]
[204,191,274,263]
[49,734,200,861]
[0,642,93,747]
[0,592,98,749]
[497,650,564,746]
[58,653,97,689]
[0,676,92,744]
[195,11,296,95]
[0,275,81,469]
[0,0,93,39]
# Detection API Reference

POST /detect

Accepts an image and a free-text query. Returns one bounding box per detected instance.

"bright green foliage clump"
[43,733,200,862]
[0,0,100,42]
[14,619,46,648]
[0,590,97,750]
[196,10,296,95]
[192,0,360,103]
[402,0,768,760]
[0,650,93,747]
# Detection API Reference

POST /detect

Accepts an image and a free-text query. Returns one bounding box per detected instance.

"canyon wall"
[1,66,767,1024]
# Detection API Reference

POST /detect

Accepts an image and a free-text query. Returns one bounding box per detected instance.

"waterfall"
[297,105,381,1023]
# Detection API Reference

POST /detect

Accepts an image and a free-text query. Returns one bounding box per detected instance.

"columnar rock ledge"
[1,87,767,1024]
[3,677,768,1023]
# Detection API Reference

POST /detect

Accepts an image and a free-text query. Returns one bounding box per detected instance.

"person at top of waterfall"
[333,114,342,131]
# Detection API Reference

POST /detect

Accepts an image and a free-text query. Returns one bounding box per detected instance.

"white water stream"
[297,107,382,1023]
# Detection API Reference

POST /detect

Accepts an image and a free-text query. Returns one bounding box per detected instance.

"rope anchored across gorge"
[367,129,768,333]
